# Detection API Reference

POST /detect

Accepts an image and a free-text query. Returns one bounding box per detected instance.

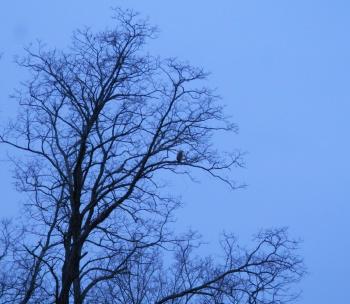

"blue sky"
[1,1,349,303]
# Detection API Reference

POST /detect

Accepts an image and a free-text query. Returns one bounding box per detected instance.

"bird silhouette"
[176,150,184,163]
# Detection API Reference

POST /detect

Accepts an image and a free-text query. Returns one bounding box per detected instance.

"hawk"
[176,150,184,163]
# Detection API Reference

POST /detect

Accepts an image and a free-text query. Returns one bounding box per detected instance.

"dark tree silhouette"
[0,9,304,304]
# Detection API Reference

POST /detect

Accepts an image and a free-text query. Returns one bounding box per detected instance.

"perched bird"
[176,150,184,163]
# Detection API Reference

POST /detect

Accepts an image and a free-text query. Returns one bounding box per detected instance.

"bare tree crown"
[0,9,304,304]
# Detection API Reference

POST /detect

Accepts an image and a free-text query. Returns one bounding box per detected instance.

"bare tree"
[0,9,304,304]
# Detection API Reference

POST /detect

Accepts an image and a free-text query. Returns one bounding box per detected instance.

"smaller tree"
[91,228,304,304]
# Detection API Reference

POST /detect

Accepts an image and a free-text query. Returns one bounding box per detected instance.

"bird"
[176,150,184,163]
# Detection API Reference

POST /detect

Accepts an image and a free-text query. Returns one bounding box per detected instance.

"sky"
[1,1,349,303]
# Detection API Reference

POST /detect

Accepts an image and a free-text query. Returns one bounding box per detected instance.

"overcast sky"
[1,1,349,303]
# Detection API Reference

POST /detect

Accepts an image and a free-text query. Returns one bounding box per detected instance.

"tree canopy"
[0,9,304,304]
